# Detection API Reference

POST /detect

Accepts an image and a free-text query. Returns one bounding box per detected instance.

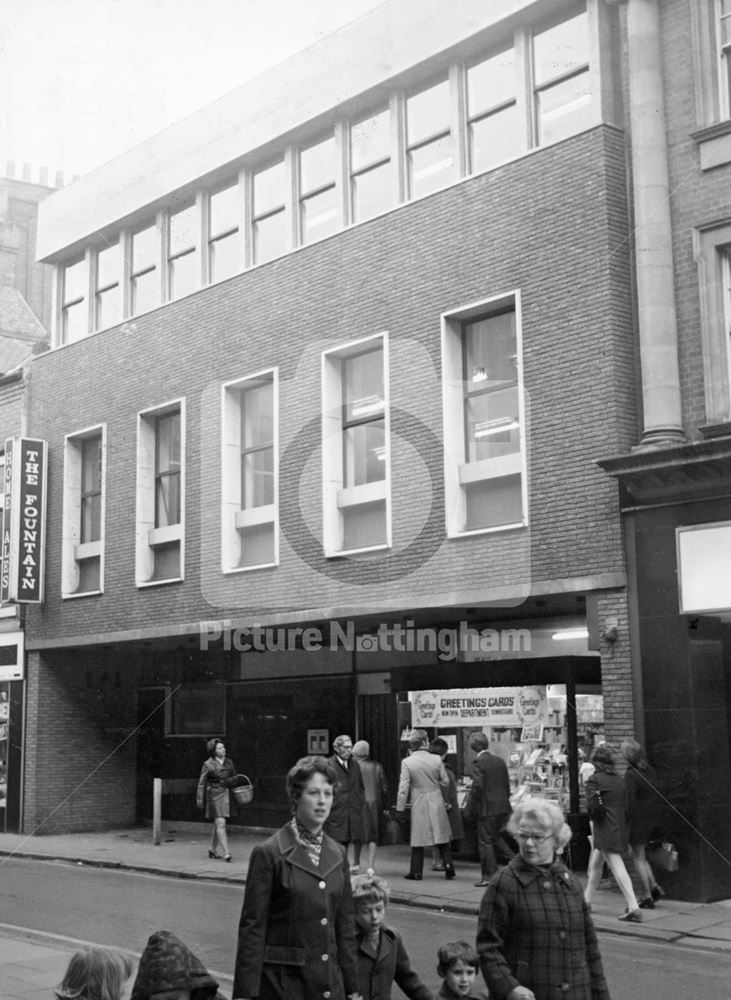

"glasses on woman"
[515,830,552,843]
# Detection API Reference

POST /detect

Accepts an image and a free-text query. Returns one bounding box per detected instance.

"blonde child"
[54,946,133,1000]
[352,873,433,1000]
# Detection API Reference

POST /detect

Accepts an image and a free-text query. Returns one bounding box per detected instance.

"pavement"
[3,823,731,999]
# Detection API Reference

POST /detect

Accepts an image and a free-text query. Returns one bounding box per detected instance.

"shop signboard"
[0,438,47,604]
[0,630,24,681]
[411,686,547,729]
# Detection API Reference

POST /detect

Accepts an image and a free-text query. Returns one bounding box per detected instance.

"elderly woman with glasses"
[476,797,612,1000]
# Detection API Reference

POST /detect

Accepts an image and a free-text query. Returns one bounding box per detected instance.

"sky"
[0,0,385,182]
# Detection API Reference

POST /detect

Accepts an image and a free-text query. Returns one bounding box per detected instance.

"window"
[694,224,731,424]
[94,241,122,331]
[299,136,338,244]
[62,427,105,596]
[252,159,288,264]
[350,109,394,222]
[442,296,526,534]
[406,78,455,199]
[322,336,390,555]
[168,202,199,300]
[61,257,88,344]
[208,182,241,283]
[721,0,731,117]
[532,11,592,145]
[222,371,277,571]
[467,48,524,171]
[131,224,159,315]
[136,401,184,585]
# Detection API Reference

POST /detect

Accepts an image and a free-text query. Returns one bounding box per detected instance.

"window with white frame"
[222,371,277,571]
[442,297,525,534]
[131,223,159,315]
[208,182,241,283]
[694,225,731,424]
[350,108,394,222]
[167,201,199,300]
[532,10,592,145]
[299,136,338,244]
[719,0,731,118]
[136,401,184,585]
[62,427,105,596]
[322,336,390,555]
[406,77,455,199]
[61,257,88,344]
[467,47,523,172]
[252,159,289,265]
[94,241,122,331]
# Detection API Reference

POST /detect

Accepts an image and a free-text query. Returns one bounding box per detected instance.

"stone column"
[610,0,685,447]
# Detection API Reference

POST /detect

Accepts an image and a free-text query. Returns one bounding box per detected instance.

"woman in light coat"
[396,729,454,880]
[197,737,236,862]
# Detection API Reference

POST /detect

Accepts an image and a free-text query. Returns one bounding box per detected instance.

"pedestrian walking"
[477,797,612,1000]
[429,737,463,870]
[620,738,666,909]
[351,739,389,874]
[396,729,455,880]
[54,946,133,1000]
[468,732,515,887]
[196,737,236,862]
[583,743,642,923]
[325,734,366,871]
[435,940,487,999]
[232,755,362,1000]
[131,930,228,1000]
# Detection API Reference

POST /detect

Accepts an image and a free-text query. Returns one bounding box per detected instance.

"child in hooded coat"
[131,930,228,1000]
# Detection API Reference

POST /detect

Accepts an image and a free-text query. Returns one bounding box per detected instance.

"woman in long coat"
[196,737,236,861]
[477,797,611,1000]
[583,744,642,922]
[396,729,454,880]
[232,756,362,1000]
[621,738,665,908]
[351,739,389,874]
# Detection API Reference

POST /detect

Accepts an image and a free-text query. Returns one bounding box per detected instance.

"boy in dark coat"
[352,873,434,1000]
[435,941,487,999]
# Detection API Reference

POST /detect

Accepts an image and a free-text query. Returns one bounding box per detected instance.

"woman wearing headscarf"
[476,797,611,1000]
[351,739,389,875]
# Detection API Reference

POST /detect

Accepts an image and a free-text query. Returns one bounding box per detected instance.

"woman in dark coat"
[197,737,236,862]
[620,738,665,908]
[232,755,362,1000]
[477,797,611,1000]
[583,744,641,922]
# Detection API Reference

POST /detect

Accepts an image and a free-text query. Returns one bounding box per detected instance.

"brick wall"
[25,126,634,645]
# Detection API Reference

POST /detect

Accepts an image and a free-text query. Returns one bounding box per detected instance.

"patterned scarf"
[292,817,324,868]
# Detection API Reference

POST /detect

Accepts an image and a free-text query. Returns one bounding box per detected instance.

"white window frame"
[93,240,122,332]
[62,424,106,598]
[322,332,391,557]
[221,368,279,573]
[135,398,186,587]
[441,292,527,537]
[694,222,731,424]
[206,177,244,285]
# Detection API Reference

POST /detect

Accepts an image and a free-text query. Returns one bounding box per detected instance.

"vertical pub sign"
[1,438,47,604]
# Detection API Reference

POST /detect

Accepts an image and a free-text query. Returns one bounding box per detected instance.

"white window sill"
[222,560,278,575]
[234,504,275,529]
[447,520,527,539]
[148,524,182,546]
[325,542,390,559]
[136,576,184,588]
[459,453,522,483]
[62,589,103,600]
[337,480,387,507]
[74,540,102,560]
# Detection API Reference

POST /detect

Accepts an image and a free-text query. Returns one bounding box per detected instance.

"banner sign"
[1,438,47,604]
[411,686,548,729]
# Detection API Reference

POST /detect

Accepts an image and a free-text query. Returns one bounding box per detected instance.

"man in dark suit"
[469,731,515,886]
[324,733,365,870]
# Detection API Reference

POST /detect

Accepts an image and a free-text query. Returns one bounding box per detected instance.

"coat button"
[321,953,329,961]
[319,880,327,889]
[321,917,328,925]
[542,881,552,890]
[558,930,566,940]
[324,993,331,999]
[561,984,570,992]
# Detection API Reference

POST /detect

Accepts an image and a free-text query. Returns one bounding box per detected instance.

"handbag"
[230,774,254,806]
[647,840,679,873]
[587,789,607,822]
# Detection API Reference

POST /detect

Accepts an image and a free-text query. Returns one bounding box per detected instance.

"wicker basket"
[231,775,254,806]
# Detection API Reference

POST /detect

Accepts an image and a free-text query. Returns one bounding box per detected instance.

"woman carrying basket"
[197,737,236,862]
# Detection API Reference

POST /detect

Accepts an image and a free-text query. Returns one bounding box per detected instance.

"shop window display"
[0,687,8,809]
